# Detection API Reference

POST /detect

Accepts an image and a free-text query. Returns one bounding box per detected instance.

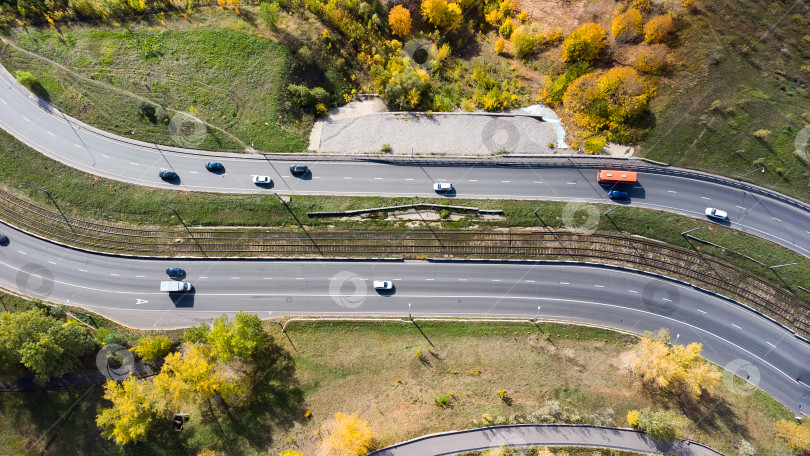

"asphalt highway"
[1,69,809,258]
[1,221,808,413]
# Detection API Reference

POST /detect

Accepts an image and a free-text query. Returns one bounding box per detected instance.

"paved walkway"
[367,424,727,456]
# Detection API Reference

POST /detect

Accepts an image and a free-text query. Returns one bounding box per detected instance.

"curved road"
[1,221,809,413]
[367,425,726,456]
[1,68,809,258]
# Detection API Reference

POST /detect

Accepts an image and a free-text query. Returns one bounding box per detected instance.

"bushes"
[644,13,675,43]
[583,135,607,154]
[627,408,681,441]
[563,67,653,140]
[421,0,462,31]
[510,27,539,59]
[494,37,506,54]
[774,420,810,453]
[562,23,607,63]
[611,9,643,43]
[499,18,515,39]
[542,61,591,105]
[132,336,172,363]
[287,84,330,111]
[634,44,668,74]
[259,1,280,29]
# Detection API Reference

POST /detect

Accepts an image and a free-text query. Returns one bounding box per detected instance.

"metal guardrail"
[307,203,502,217]
[1,187,807,337]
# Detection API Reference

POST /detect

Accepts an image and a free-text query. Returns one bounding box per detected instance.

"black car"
[159,170,178,180]
[0,234,7,244]
[289,164,309,175]
[205,162,224,172]
[165,267,185,277]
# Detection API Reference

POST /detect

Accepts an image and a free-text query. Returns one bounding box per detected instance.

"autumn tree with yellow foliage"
[774,420,810,453]
[630,329,721,399]
[644,13,675,43]
[562,23,607,63]
[388,5,412,38]
[421,0,462,31]
[635,44,668,75]
[96,377,165,445]
[319,412,376,456]
[611,9,643,43]
[562,66,653,142]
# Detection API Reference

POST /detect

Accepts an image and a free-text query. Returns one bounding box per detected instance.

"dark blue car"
[0,234,7,245]
[159,170,178,180]
[289,164,308,175]
[608,190,629,200]
[205,162,224,172]
[165,267,185,277]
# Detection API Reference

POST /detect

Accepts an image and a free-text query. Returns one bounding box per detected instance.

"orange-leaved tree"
[388,5,412,38]
[562,23,607,63]
[319,412,376,456]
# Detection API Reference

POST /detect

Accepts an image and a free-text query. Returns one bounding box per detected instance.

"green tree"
[0,310,94,384]
[208,311,269,362]
[259,1,280,29]
[185,322,210,344]
[132,336,172,363]
[97,378,165,445]
[562,23,607,63]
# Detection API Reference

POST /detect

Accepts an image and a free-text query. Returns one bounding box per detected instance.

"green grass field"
[2,15,310,151]
[0,310,796,455]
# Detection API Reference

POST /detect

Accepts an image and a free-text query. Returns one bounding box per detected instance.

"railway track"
[1,188,807,336]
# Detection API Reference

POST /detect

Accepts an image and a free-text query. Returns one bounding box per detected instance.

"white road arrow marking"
[136,299,149,305]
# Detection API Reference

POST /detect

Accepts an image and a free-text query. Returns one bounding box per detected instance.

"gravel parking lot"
[311,111,565,155]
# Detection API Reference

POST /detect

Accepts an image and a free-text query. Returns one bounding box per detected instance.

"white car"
[252,175,272,185]
[373,280,393,290]
[704,207,728,220]
[433,182,453,192]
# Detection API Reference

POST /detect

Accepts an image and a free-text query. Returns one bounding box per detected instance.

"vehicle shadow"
[435,189,457,198]
[169,289,195,307]
[376,287,396,297]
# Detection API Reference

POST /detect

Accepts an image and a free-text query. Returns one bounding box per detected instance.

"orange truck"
[596,170,637,184]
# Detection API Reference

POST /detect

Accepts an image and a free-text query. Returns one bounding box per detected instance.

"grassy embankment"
[641,0,810,201]
[1,11,319,151]
[0,293,796,455]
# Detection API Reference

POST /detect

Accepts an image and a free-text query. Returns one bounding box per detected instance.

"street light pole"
[159,202,206,256]
[24,183,76,233]
[408,302,412,321]
[274,193,322,255]
[770,263,797,269]
[737,166,765,180]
